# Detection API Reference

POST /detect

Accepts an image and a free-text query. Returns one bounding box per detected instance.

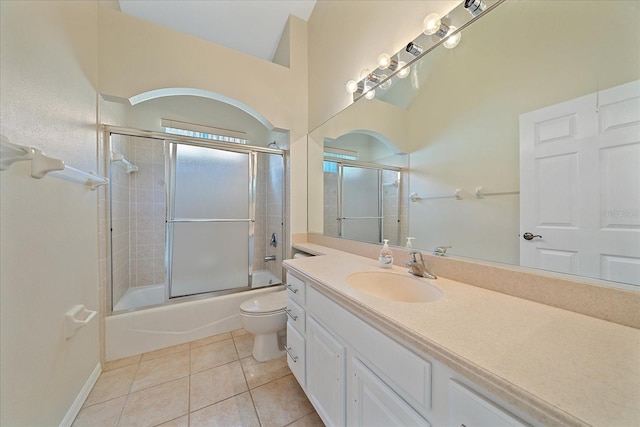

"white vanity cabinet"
[285,267,531,427]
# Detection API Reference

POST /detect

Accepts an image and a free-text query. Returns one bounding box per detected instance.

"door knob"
[522,232,542,240]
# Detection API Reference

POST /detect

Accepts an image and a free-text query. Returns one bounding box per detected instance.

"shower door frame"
[105,126,286,314]
[326,157,402,244]
[165,143,257,299]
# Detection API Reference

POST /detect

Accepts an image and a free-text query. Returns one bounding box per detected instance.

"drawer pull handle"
[285,284,298,293]
[285,308,298,321]
[285,346,298,363]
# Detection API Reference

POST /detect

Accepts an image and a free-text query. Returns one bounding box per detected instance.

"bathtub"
[106,270,283,361]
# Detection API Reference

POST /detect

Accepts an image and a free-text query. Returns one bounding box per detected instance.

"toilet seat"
[239,290,287,316]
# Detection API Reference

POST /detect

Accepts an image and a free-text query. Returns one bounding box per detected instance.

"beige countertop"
[285,243,640,427]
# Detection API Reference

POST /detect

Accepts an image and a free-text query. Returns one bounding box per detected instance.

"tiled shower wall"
[253,155,267,272]
[266,153,284,279]
[109,135,166,309]
[128,137,166,288]
[110,135,132,305]
[253,153,284,281]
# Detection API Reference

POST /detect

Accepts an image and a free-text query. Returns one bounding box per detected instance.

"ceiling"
[117,0,317,62]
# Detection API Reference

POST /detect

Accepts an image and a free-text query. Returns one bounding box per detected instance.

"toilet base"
[252,331,285,362]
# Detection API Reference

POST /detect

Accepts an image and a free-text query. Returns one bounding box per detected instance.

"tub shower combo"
[105,127,286,359]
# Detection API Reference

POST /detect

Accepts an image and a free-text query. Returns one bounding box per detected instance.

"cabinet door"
[449,380,527,427]
[307,316,346,427]
[349,357,431,427]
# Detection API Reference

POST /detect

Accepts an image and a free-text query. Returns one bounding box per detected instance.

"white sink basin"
[346,271,443,303]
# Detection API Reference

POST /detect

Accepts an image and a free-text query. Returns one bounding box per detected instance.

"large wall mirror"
[308,0,640,289]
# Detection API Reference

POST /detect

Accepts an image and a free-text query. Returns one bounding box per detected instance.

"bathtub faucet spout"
[264,255,276,262]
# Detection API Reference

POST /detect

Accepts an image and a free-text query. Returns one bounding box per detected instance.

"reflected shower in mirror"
[308,0,640,288]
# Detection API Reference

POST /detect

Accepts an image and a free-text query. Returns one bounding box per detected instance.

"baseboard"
[59,363,102,427]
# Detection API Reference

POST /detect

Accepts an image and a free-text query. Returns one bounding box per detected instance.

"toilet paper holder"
[64,304,97,340]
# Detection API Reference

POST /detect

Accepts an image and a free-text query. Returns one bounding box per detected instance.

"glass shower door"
[168,144,253,298]
[341,165,382,243]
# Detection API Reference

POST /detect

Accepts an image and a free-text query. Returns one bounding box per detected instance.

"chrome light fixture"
[423,13,461,49]
[423,13,449,38]
[405,42,424,57]
[464,0,486,17]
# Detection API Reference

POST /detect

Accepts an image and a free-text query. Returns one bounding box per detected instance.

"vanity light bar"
[344,0,504,102]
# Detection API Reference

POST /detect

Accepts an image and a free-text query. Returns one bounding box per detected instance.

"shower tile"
[190,339,238,373]
[190,361,248,411]
[72,395,125,427]
[131,349,190,392]
[190,391,259,427]
[83,364,137,407]
[190,332,233,349]
[240,355,290,389]
[250,374,314,427]
[119,376,189,427]
[136,244,154,260]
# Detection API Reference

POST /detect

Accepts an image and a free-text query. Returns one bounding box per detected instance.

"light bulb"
[364,89,376,100]
[443,26,461,49]
[377,53,391,70]
[380,79,392,90]
[397,61,410,79]
[359,68,371,79]
[345,80,358,94]
[423,13,442,35]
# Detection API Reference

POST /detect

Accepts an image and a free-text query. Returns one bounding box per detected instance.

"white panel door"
[520,80,640,286]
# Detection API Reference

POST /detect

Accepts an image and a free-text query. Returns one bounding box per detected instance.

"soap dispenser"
[378,239,394,268]
[406,237,415,249]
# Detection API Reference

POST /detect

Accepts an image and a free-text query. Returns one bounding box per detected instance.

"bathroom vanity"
[283,244,639,427]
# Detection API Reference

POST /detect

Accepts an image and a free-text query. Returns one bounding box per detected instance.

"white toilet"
[239,290,288,362]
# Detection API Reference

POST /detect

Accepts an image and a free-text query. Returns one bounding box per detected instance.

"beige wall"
[407,0,640,262]
[0,1,101,425]
[307,0,460,130]
[98,8,309,142]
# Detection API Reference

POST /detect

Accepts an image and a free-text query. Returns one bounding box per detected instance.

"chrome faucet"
[405,250,437,279]
[264,255,276,262]
[433,246,451,256]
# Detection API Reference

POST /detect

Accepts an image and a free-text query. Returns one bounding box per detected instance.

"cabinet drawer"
[286,322,306,387]
[286,296,306,333]
[449,380,527,427]
[285,272,306,305]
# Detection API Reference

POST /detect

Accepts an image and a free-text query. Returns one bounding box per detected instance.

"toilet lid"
[240,290,287,315]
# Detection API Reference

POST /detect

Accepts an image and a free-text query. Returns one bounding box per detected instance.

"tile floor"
[73,329,324,427]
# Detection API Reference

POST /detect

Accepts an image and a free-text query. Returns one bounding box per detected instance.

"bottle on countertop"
[406,237,415,249]
[378,239,394,268]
